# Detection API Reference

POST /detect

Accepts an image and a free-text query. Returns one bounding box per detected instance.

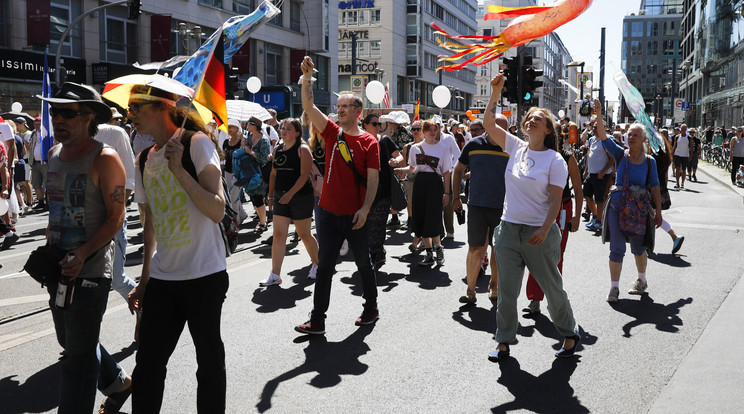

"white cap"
[227,119,241,128]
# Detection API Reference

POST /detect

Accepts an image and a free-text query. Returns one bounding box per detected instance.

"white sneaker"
[339,240,349,256]
[444,232,455,240]
[22,205,30,215]
[308,263,318,280]
[259,272,282,286]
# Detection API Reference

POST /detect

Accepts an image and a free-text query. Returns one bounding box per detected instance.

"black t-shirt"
[691,137,701,154]
[375,135,400,201]
[273,140,313,195]
[222,139,241,174]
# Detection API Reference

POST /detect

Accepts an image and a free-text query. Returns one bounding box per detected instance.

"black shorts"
[273,191,314,220]
[688,154,699,169]
[250,193,265,208]
[582,173,609,203]
[673,155,689,170]
[467,205,503,246]
[13,162,26,183]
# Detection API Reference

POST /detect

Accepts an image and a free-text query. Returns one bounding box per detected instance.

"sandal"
[254,223,268,233]
[98,383,132,414]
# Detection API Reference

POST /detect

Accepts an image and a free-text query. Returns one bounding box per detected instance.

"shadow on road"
[255,325,374,413]
[610,295,693,337]
[647,252,691,267]
[0,342,137,414]
[251,281,312,313]
[491,357,589,413]
[452,303,497,335]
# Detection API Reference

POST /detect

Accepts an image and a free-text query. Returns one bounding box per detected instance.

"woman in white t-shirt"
[395,120,452,267]
[483,74,580,362]
[671,129,691,189]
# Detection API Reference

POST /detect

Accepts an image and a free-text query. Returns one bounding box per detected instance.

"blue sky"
[554,1,642,101]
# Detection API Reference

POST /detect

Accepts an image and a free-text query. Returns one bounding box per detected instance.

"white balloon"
[0,198,8,216]
[432,85,451,109]
[585,80,593,89]
[366,81,385,104]
[11,102,22,112]
[558,110,566,118]
[246,76,262,94]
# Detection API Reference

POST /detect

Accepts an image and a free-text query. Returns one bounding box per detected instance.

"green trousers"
[493,221,578,344]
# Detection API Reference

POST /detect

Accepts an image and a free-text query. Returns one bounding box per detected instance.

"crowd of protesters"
[5,58,740,413]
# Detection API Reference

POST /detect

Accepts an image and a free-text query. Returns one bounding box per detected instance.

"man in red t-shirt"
[295,56,381,335]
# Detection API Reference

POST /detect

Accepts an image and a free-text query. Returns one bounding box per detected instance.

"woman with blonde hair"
[483,74,580,361]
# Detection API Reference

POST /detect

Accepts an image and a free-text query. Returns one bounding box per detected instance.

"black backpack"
[138,130,239,256]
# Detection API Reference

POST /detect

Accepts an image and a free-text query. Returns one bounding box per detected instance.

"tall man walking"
[38,82,131,413]
[295,56,381,334]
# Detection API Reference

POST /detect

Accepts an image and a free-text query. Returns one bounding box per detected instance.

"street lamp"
[374,67,384,83]
[567,60,586,101]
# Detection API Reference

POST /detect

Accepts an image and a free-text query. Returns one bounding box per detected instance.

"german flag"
[194,35,228,131]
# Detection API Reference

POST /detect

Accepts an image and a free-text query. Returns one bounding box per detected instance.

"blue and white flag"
[41,53,53,161]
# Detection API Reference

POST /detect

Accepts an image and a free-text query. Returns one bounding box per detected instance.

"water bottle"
[55,254,75,310]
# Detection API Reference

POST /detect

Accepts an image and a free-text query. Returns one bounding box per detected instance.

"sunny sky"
[554,1,642,103]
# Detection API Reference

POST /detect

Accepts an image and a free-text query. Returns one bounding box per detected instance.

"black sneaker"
[435,245,445,265]
[355,308,379,326]
[295,319,325,335]
[1,233,20,251]
[387,216,400,228]
[419,250,435,266]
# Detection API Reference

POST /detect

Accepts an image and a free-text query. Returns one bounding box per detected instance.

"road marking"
[673,222,742,232]
[0,303,129,352]
[0,293,48,307]
[0,271,27,281]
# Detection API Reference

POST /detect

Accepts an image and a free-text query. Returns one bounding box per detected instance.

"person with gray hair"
[593,100,662,303]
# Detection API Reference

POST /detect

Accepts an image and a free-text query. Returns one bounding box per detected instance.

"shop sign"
[338,0,375,9]
[339,30,369,40]
[0,49,86,83]
[338,60,379,74]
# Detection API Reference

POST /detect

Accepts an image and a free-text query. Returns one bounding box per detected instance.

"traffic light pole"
[54,0,130,87]
[516,46,524,128]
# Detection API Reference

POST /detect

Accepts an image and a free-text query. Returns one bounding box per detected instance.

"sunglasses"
[411,127,422,131]
[335,104,360,110]
[50,107,88,119]
[128,101,159,115]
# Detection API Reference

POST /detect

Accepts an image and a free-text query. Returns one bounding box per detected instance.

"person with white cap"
[222,118,248,223]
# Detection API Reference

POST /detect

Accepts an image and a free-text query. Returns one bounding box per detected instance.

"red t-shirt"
[0,142,8,190]
[319,121,380,215]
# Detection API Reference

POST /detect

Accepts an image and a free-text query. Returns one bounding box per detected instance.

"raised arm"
[300,56,329,133]
[593,99,608,142]
[483,74,507,149]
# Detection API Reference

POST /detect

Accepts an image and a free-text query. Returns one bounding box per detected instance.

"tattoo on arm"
[304,82,314,101]
[489,103,498,116]
[110,186,126,204]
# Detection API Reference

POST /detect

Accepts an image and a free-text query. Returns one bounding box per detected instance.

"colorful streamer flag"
[40,53,54,162]
[383,83,390,109]
[193,35,228,130]
[173,1,279,90]
[413,100,420,121]
[613,70,663,153]
[434,0,593,71]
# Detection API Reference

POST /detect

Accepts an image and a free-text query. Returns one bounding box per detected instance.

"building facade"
[620,0,683,126]
[337,0,478,121]
[680,0,744,129]
[0,0,338,117]
[473,1,574,126]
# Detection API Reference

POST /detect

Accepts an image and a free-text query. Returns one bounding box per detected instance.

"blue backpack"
[230,148,262,201]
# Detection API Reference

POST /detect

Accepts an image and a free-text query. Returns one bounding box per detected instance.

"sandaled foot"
[98,377,132,414]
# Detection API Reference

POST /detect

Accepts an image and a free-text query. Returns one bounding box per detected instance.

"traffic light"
[225,65,239,98]
[127,0,141,20]
[521,65,544,103]
[502,57,519,103]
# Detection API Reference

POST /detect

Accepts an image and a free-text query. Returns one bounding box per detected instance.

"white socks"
[611,281,619,288]
[638,272,647,283]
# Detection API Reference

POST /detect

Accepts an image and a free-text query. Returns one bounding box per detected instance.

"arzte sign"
[338,0,375,9]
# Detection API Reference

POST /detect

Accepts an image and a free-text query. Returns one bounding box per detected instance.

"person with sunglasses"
[295,56,381,335]
[362,113,404,269]
[126,83,229,412]
[37,82,131,413]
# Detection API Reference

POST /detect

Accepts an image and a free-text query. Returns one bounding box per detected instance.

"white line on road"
[0,293,48,307]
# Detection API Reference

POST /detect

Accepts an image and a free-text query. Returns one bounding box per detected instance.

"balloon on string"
[585,80,593,89]
[432,85,451,108]
[366,81,385,104]
[466,110,476,121]
[11,102,22,112]
[558,110,566,118]
[246,77,262,94]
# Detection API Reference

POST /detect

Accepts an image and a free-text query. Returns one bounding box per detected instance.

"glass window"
[0,0,9,47]
[269,3,283,26]
[647,22,658,36]
[290,1,301,32]
[308,53,328,91]
[663,39,676,55]
[51,0,83,58]
[623,22,629,37]
[100,6,137,64]
[370,9,380,25]
[233,0,254,14]
[357,41,368,58]
[631,22,643,37]
[198,0,222,7]
[265,43,283,85]
[631,41,642,56]
[647,41,658,55]
[370,40,381,57]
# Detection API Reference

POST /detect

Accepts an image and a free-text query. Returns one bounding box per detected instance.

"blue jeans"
[47,277,127,414]
[132,271,229,414]
[311,208,378,321]
[111,219,136,301]
[607,198,646,263]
